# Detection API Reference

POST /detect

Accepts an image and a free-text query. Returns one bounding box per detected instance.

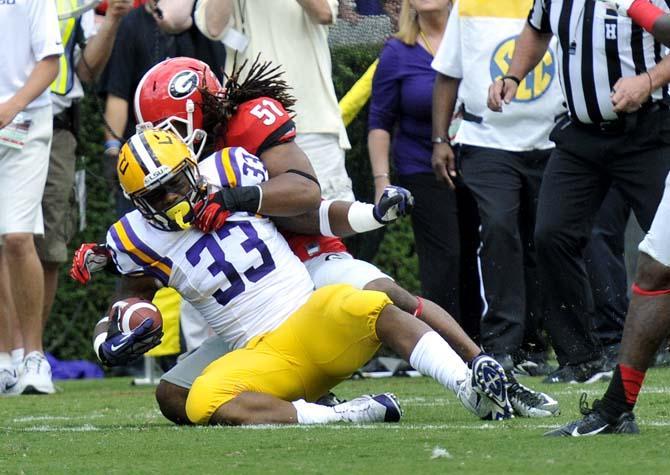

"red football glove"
[193,192,232,233]
[70,243,112,284]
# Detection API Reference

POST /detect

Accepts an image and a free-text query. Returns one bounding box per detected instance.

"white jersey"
[432,0,565,151]
[106,147,314,350]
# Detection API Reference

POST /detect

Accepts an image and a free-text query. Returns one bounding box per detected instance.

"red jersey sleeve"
[221,97,296,155]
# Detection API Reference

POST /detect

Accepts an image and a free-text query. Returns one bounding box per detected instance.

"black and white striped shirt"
[528,0,670,124]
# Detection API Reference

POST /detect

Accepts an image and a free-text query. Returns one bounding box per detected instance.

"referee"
[488,0,670,383]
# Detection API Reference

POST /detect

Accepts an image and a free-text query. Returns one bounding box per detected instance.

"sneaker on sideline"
[542,357,613,384]
[14,351,55,395]
[332,393,402,423]
[0,366,18,395]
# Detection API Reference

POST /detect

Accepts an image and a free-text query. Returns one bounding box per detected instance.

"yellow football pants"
[185,284,392,424]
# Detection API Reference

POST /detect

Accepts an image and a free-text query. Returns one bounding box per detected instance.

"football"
[111,297,163,333]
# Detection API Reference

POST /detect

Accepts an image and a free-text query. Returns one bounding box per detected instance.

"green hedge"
[46,43,419,360]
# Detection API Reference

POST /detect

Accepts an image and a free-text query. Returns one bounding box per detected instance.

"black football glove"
[98,306,162,367]
[373,185,415,224]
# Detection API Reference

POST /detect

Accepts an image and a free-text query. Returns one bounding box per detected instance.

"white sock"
[409,331,468,393]
[0,352,11,369]
[11,348,24,367]
[292,399,340,424]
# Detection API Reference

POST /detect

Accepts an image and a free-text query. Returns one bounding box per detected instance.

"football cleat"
[470,355,512,420]
[544,394,639,436]
[332,393,402,423]
[506,374,560,418]
[457,370,498,419]
[0,366,18,395]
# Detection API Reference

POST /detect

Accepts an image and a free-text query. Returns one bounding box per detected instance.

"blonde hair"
[395,0,420,45]
[395,0,452,46]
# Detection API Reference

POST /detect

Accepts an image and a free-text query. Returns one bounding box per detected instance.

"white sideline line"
[4,420,670,433]
[12,414,105,423]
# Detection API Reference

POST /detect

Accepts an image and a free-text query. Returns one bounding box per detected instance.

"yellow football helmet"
[118,129,205,231]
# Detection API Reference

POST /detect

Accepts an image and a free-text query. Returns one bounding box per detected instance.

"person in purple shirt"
[367,0,460,318]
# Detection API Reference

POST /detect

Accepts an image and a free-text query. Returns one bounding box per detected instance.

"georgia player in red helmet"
[134,57,219,160]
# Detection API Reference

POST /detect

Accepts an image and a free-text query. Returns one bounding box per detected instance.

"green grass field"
[2,369,669,474]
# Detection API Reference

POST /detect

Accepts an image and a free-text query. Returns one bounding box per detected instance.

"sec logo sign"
[489,36,556,102]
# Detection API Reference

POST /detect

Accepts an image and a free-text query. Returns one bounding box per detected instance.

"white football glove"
[597,0,635,16]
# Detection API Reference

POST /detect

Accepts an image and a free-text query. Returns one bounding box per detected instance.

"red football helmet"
[134,57,222,160]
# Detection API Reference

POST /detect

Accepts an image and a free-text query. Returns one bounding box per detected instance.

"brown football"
[110,297,163,333]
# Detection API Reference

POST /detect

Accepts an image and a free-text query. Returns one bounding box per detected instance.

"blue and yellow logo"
[489,36,556,102]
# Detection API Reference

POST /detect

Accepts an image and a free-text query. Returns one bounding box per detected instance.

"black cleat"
[543,357,613,384]
[506,373,559,417]
[544,394,639,437]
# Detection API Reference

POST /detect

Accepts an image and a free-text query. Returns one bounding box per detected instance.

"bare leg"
[0,249,22,352]
[365,278,480,360]
[618,254,670,371]
[374,302,432,359]
[155,381,193,426]
[3,234,44,353]
[41,261,59,329]
[210,392,298,425]
[0,249,14,353]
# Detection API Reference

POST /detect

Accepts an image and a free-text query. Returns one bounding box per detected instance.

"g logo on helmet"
[168,70,199,99]
[490,35,556,103]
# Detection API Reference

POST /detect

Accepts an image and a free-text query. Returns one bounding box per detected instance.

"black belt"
[53,110,73,131]
[572,102,668,135]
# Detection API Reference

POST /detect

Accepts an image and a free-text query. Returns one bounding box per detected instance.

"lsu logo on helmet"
[118,129,205,231]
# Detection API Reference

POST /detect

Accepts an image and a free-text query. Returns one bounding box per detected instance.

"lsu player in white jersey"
[85,128,518,426]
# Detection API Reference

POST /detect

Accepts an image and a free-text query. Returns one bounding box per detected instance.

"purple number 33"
[185,222,276,306]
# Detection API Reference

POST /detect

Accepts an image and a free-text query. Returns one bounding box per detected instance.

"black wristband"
[220,186,262,214]
[501,75,521,86]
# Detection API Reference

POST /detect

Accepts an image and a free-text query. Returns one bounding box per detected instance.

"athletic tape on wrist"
[348,201,384,234]
[93,331,108,362]
[319,200,336,237]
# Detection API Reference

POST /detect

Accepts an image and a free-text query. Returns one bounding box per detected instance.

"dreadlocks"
[200,54,296,141]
